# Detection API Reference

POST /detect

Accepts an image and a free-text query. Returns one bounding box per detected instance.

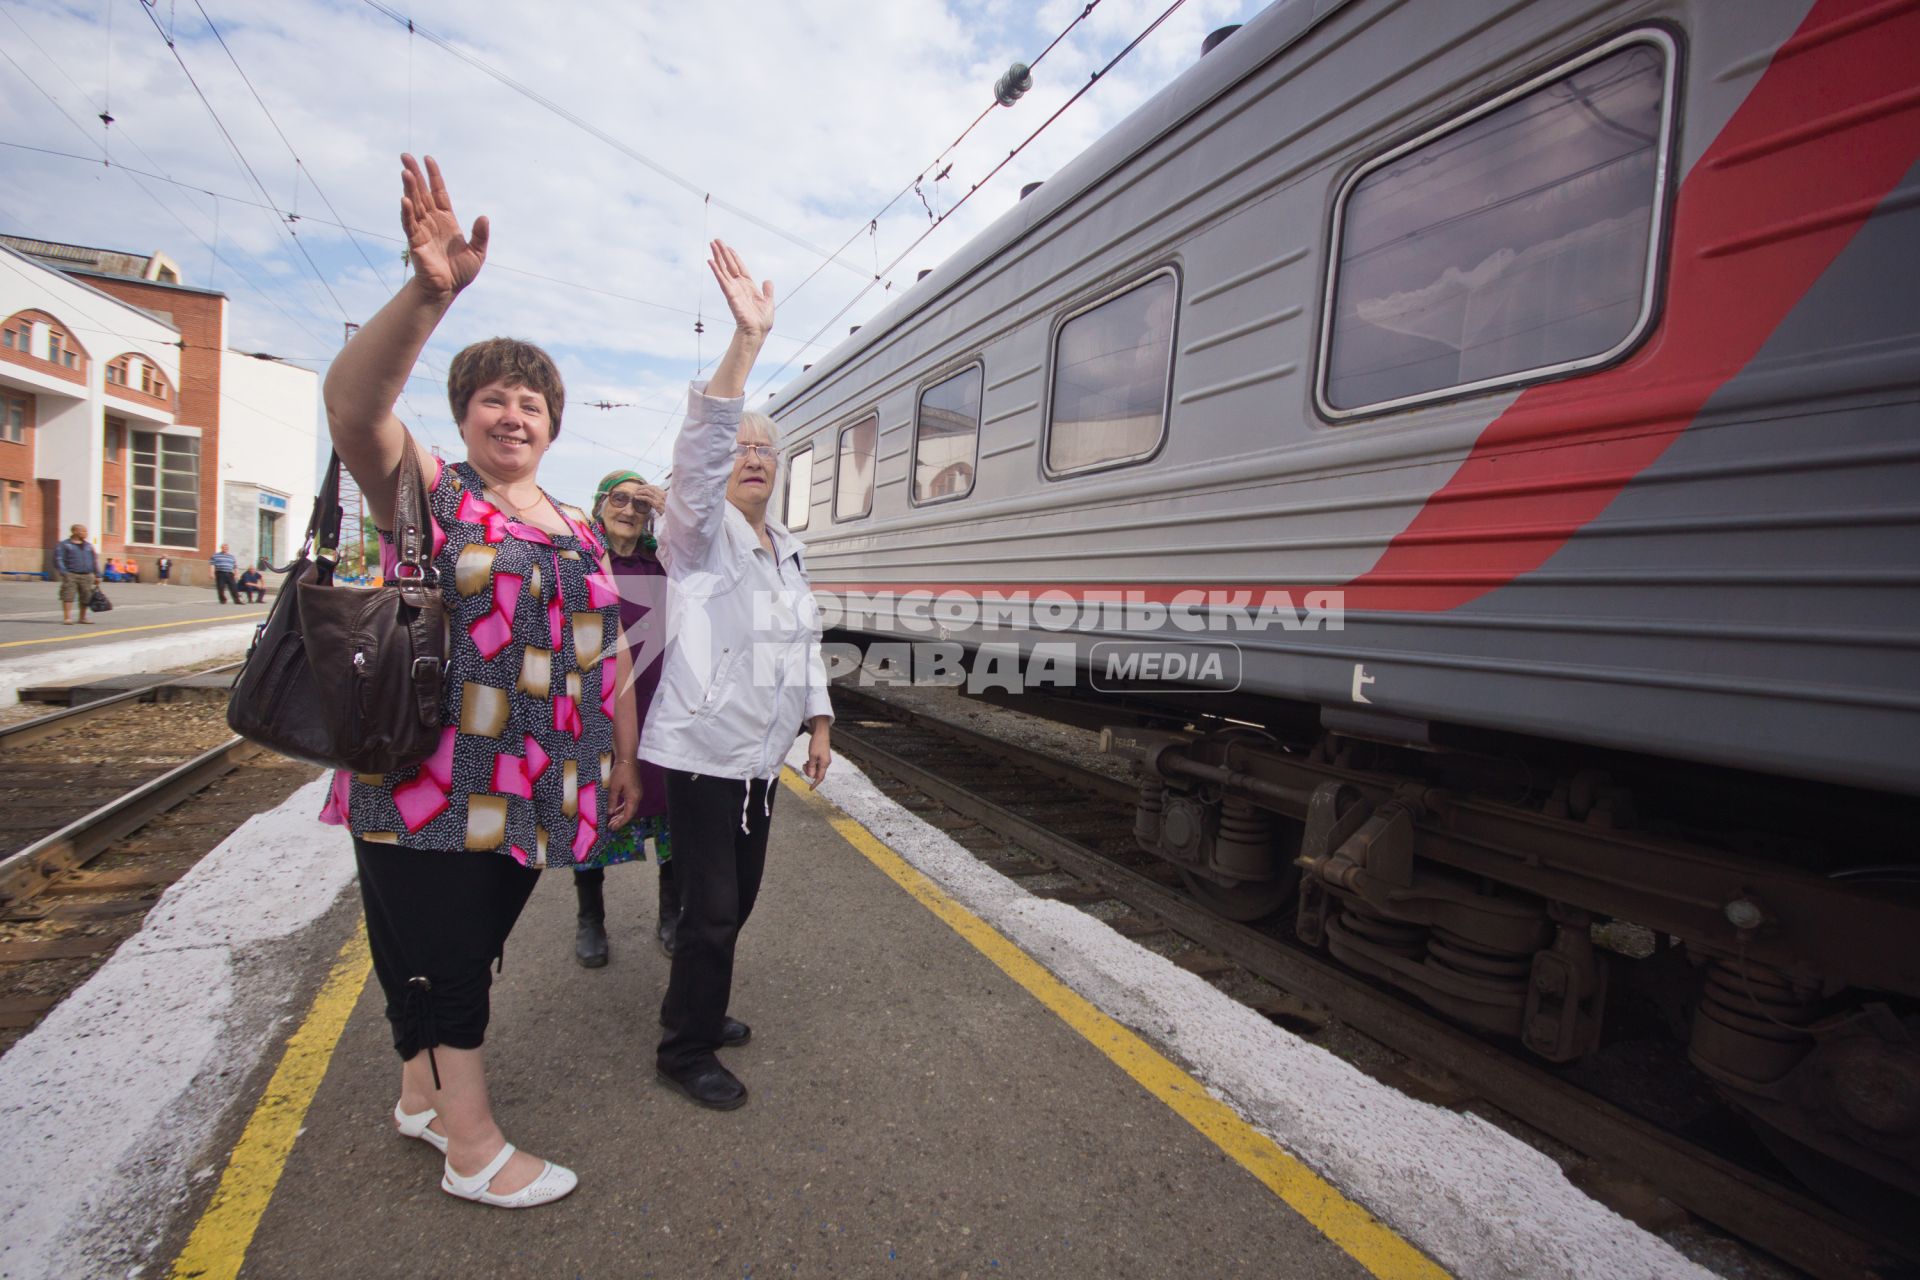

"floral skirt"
[577,814,671,871]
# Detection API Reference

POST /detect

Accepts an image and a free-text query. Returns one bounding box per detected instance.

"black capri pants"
[353,838,540,1068]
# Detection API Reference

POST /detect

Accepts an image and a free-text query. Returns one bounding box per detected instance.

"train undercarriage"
[934,668,1920,1218]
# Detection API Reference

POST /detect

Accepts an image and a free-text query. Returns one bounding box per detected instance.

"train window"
[912,364,982,504]
[1318,33,1674,417]
[1046,271,1177,475]
[833,414,877,521]
[785,446,812,531]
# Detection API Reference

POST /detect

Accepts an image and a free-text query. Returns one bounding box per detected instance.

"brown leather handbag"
[227,442,447,773]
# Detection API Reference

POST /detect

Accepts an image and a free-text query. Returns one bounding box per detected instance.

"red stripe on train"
[816,0,1920,611]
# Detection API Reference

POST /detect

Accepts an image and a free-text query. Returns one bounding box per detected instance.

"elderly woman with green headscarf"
[568,468,675,968]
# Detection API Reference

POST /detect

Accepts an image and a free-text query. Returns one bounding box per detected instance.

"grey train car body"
[771,0,1919,799]
[769,0,1920,1202]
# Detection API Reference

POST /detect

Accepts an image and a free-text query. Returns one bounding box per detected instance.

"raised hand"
[707,239,774,338]
[401,154,489,301]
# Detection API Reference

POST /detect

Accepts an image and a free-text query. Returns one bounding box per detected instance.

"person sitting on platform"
[236,564,266,602]
[316,153,640,1210]
[55,525,99,625]
[568,469,675,969]
[643,240,833,1112]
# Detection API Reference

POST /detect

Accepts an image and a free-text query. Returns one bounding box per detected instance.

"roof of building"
[0,243,183,335]
[0,234,215,298]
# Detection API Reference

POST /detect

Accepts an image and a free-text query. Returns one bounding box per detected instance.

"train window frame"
[1042,266,1181,480]
[831,412,879,523]
[1313,28,1679,421]
[784,444,813,531]
[908,359,985,507]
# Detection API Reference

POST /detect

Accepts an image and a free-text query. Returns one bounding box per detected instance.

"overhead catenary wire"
[132,0,354,324]
[357,0,869,283]
[753,0,1192,401]
[770,0,1108,323]
[0,141,836,355]
[186,0,395,291]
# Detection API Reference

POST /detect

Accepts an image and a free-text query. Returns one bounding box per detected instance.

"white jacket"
[638,383,833,783]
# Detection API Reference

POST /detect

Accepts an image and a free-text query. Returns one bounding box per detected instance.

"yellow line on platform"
[0,612,266,648]
[782,769,1449,1280]
[170,924,372,1280]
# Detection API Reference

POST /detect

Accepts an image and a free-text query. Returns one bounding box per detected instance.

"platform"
[0,748,1708,1280]
[0,581,267,657]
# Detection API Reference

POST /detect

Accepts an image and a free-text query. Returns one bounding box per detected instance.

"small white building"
[0,237,318,584]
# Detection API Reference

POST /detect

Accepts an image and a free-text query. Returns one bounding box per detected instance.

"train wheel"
[1179,868,1296,922]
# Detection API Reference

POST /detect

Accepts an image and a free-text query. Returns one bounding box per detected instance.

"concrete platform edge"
[789,740,1711,1280]
[0,775,358,1280]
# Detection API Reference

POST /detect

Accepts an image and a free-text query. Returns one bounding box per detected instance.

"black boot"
[575,872,608,969]
[656,860,681,958]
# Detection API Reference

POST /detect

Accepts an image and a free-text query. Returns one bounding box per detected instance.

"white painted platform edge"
[791,741,1709,1280]
[0,622,261,705]
[0,775,354,1280]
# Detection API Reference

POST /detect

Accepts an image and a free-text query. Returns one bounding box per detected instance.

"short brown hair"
[447,338,566,438]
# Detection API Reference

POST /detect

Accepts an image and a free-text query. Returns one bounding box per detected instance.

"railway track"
[828,684,1916,1280]
[0,665,321,1047]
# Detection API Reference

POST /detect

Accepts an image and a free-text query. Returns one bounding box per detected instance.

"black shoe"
[574,916,608,968]
[656,1013,750,1047]
[655,1061,747,1110]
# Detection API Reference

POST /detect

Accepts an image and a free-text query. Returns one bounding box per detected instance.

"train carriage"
[766,0,1920,1209]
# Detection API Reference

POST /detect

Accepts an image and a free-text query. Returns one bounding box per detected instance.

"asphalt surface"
[0,581,267,654]
[234,784,1377,1279]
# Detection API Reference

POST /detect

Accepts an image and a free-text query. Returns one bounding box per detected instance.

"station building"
[0,237,317,586]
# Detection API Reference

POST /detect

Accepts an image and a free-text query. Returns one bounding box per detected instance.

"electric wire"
[774,0,1106,321]
[753,0,1191,401]
[0,141,832,354]
[357,0,868,282]
[187,0,395,290]
[133,0,353,323]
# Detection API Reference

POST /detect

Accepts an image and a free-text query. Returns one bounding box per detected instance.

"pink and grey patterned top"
[322,458,621,867]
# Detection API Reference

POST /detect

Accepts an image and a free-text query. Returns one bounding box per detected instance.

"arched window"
[1,309,90,376]
[105,352,174,405]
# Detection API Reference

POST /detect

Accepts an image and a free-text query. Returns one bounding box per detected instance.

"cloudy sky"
[0,0,1268,505]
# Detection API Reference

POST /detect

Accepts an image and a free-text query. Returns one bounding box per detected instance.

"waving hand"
[402,154,489,301]
[707,240,775,338]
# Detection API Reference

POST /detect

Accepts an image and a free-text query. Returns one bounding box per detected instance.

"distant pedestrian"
[156,555,172,585]
[210,544,239,602]
[236,565,266,603]
[55,525,100,626]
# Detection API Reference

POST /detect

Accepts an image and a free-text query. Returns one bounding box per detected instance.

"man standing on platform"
[157,554,172,586]
[55,525,99,625]
[210,544,239,603]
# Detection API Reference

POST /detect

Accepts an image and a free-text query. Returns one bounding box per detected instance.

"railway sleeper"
[1106,723,1920,1206]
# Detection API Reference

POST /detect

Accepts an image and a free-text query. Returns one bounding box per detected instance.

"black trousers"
[354,838,540,1063]
[657,770,775,1071]
[214,570,237,603]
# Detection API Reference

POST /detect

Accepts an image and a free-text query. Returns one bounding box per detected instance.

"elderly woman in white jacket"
[642,240,832,1111]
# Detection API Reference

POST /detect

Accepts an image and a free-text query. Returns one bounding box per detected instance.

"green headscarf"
[592,468,657,553]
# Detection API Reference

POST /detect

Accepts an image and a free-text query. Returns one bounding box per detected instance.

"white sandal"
[441,1142,578,1209]
[393,1101,448,1154]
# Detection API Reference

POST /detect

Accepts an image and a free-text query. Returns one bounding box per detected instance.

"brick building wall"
[82,277,222,585]
[0,388,40,559]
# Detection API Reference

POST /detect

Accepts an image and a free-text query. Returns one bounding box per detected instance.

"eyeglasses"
[601,491,648,510]
[732,443,776,461]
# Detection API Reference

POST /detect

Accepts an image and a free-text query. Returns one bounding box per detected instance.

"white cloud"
[1,0,1268,501]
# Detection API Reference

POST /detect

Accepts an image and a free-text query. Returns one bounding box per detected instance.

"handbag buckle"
[411,656,444,680]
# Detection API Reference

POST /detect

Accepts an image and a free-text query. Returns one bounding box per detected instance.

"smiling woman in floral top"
[319,153,638,1211]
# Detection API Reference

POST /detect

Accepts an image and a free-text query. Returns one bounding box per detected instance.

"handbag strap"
[280,451,344,576]
[390,435,437,584]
